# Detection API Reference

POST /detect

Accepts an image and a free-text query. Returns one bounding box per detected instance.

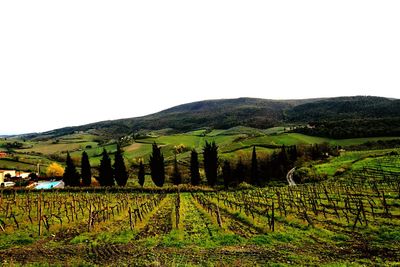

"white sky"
[1,1,400,134]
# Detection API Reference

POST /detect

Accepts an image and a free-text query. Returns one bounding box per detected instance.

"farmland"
[1,174,400,266]
[1,127,400,265]
[3,128,400,177]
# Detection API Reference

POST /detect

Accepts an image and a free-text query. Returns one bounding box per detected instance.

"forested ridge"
[22,96,399,139]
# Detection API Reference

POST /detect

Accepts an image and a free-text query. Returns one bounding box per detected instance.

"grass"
[0,231,37,250]
[315,148,400,177]
[0,159,39,172]
[2,128,400,176]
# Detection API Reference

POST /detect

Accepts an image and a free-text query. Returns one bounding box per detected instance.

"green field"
[2,128,400,178]
[1,127,400,265]
[315,148,400,177]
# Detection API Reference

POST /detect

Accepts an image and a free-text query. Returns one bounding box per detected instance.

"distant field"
[315,148,400,177]
[2,128,400,170]
[0,159,39,172]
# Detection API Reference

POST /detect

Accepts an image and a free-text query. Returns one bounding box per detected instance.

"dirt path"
[286,167,296,186]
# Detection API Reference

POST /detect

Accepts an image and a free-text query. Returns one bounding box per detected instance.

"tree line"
[61,141,335,188]
[62,144,128,187]
[144,141,313,187]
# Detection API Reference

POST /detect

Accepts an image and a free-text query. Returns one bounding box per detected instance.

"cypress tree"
[81,151,92,186]
[190,149,200,186]
[98,149,114,186]
[114,144,128,186]
[279,145,289,178]
[250,146,259,186]
[234,158,246,185]
[172,155,182,185]
[203,141,218,187]
[149,142,165,187]
[222,160,232,189]
[138,160,145,187]
[63,152,80,186]
[288,145,298,164]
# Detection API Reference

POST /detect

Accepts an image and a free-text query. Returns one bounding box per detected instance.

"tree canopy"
[114,145,128,186]
[203,141,218,186]
[149,142,165,187]
[98,149,114,186]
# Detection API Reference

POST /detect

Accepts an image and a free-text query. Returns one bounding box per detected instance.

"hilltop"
[22,96,400,140]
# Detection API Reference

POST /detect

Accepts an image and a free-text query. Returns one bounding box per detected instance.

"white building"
[0,170,17,186]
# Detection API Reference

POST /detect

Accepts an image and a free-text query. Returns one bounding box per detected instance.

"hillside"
[23,96,399,140]
[286,96,400,121]
[288,96,400,138]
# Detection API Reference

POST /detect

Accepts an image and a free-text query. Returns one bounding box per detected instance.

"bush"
[293,167,323,183]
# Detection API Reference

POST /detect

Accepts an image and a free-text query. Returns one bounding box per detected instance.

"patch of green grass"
[272,232,296,243]
[71,229,137,245]
[321,263,363,267]
[331,233,350,242]
[264,126,287,135]
[249,234,273,246]
[111,230,137,244]
[70,233,92,244]
[161,229,185,248]
[315,148,400,177]
[376,226,400,242]
[0,232,36,250]
[144,236,158,248]
[0,159,39,172]
[214,233,244,246]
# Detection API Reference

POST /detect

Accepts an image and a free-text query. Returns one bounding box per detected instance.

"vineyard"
[1,172,400,266]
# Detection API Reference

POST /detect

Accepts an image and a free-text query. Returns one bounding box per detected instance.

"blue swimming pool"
[35,181,64,189]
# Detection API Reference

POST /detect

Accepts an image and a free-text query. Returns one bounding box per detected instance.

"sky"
[1,1,400,134]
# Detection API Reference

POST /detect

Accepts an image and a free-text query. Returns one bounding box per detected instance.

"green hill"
[22,96,399,140]
[287,96,400,138]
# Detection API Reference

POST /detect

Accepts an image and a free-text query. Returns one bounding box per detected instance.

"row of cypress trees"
[148,141,213,187]
[63,151,92,186]
[63,141,296,188]
[148,142,297,188]
[148,141,259,187]
[63,144,129,187]
[97,145,128,186]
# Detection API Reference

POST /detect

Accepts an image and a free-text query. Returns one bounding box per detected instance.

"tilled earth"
[135,198,173,240]
[2,233,399,266]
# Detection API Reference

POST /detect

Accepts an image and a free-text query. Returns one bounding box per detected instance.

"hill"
[288,96,400,138]
[23,96,399,140]
[286,96,400,121]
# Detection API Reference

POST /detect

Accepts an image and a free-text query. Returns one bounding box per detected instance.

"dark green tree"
[81,151,92,186]
[278,145,290,178]
[250,146,259,186]
[172,155,182,185]
[138,160,145,187]
[288,145,298,163]
[98,149,114,186]
[149,142,165,187]
[234,158,246,185]
[114,145,128,186]
[63,152,80,186]
[190,149,200,186]
[222,160,232,189]
[203,141,218,186]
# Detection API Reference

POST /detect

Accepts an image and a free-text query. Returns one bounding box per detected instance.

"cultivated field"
[3,128,400,176]
[1,173,399,266]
